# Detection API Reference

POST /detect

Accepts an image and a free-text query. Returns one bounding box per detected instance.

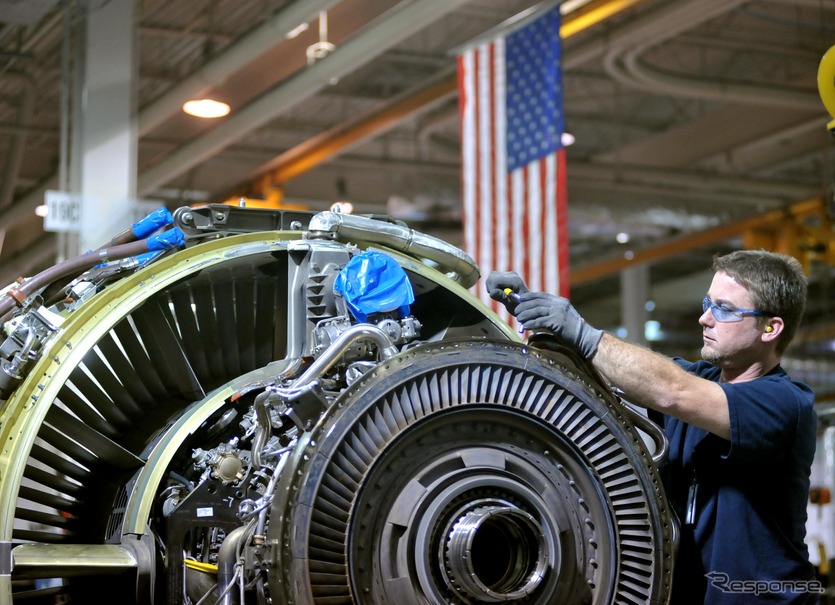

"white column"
[74,0,137,254]
[620,263,649,346]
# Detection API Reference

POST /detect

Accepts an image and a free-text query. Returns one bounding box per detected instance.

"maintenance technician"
[487,249,818,604]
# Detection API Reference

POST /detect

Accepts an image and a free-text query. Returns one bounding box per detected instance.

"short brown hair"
[712,249,807,355]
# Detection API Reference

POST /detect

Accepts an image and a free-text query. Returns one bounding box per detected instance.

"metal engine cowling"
[0,206,673,604]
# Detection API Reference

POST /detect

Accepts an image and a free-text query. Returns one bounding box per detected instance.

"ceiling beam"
[249,69,458,192]
[137,0,477,196]
[243,0,651,194]
[569,196,826,285]
[137,0,342,136]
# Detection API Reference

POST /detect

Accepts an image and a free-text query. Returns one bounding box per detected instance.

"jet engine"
[0,204,674,604]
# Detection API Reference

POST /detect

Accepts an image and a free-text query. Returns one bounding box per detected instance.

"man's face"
[700,271,765,368]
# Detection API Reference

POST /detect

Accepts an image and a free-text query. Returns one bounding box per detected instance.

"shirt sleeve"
[721,376,812,462]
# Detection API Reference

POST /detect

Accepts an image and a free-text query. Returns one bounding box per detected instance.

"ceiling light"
[182,98,231,119]
[561,131,576,146]
[616,231,630,243]
[35,204,48,217]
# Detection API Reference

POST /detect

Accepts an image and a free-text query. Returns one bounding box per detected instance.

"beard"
[701,344,722,365]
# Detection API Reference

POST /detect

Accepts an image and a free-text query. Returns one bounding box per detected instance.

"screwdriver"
[502,288,525,332]
[503,287,521,305]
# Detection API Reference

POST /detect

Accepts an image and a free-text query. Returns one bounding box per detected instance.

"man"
[487,249,818,604]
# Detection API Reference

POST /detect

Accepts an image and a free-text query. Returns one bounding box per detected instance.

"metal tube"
[217,524,250,605]
[307,211,480,288]
[249,390,272,470]
[290,324,398,391]
[0,239,149,318]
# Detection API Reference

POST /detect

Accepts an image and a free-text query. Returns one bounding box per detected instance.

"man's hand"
[486,271,530,315]
[486,271,530,302]
[516,292,604,360]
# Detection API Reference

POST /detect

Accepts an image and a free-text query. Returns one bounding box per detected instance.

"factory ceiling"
[0,0,834,399]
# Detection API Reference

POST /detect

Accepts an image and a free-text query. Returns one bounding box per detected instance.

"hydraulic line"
[38,207,175,306]
[0,239,150,318]
[0,226,183,319]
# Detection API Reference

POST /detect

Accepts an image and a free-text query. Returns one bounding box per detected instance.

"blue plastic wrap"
[147,227,185,251]
[334,251,415,322]
[132,207,173,238]
[133,251,165,267]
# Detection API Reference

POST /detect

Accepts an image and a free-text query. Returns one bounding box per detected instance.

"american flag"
[457,3,568,325]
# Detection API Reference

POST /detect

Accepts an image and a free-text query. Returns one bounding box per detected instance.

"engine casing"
[0,206,673,604]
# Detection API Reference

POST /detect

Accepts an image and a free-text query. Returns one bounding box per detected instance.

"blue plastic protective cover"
[132,207,173,238]
[147,227,185,250]
[334,250,415,322]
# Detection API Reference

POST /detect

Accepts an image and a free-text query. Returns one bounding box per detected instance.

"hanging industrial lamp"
[182,97,231,118]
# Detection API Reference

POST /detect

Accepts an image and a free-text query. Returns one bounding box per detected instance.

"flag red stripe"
[473,48,482,285]
[458,6,565,323]
[489,43,499,292]
[557,149,569,297]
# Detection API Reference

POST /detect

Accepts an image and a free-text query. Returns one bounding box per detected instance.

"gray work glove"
[515,292,604,360]
[486,271,530,314]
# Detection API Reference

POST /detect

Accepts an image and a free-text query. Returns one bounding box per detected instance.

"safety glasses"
[702,296,772,323]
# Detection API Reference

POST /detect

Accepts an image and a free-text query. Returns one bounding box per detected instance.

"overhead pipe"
[241,0,819,201]
[566,0,742,67]
[570,179,793,210]
[604,44,822,110]
[305,153,813,217]
[597,0,820,110]
[560,0,646,38]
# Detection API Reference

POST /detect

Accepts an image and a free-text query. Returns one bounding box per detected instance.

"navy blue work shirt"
[657,359,818,604]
